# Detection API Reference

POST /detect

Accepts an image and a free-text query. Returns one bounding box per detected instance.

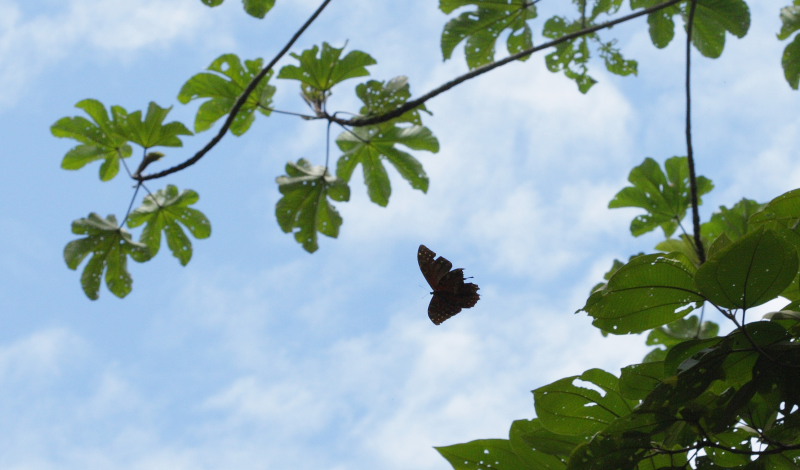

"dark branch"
[685,0,705,263]
[326,0,685,127]
[137,0,334,181]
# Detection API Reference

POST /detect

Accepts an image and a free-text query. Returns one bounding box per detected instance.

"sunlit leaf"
[439,0,538,68]
[127,185,211,266]
[275,159,350,253]
[63,213,151,300]
[179,54,276,135]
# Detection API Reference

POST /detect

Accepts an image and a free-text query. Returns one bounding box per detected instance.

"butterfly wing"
[419,245,481,325]
[418,245,453,289]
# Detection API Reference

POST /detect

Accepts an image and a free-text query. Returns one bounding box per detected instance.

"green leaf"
[63,213,151,300]
[51,99,133,181]
[278,42,376,97]
[631,0,681,48]
[619,362,666,401]
[579,254,705,334]
[702,198,763,246]
[439,0,538,69]
[336,125,438,207]
[116,101,192,149]
[782,34,800,89]
[644,315,719,362]
[198,0,275,18]
[436,439,528,470]
[534,369,634,436]
[355,76,431,125]
[778,3,800,40]
[275,159,350,253]
[691,0,751,58]
[696,228,798,310]
[609,156,713,238]
[127,185,211,266]
[509,418,579,467]
[178,54,276,135]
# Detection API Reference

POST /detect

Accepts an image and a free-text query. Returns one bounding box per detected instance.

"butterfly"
[418,245,480,325]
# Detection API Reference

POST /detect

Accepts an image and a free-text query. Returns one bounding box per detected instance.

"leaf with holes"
[534,368,635,436]
[51,99,133,181]
[439,0,538,69]
[199,0,276,18]
[126,185,211,266]
[696,228,798,310]
[355,76,430,125]
[436,439,527,470]
[336,124,438,207]
[116,101,192,149]
[63,213,152,300]
[275,159,350,253]
[609,157,713,238]
[580,254,705,334]
[179,54,276,135]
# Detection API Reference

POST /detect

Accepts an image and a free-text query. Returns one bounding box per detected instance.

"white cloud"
[0,0,214,108]
[0,328,85,382]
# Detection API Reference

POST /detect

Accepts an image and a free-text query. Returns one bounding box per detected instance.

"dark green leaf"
[580,254,704,334]
[778,3,800,40]
[336,125,438,207]
[691,0,751,58]
[702,198,763,246]
[509,418,577,467]
[696,228,798,310]
[127,185,211,266]
[436,439,528,470]
[439,0,537,68]
[275,159,350,252]
[51,99,133,181]
[178,54,276,135]
[534,369,634,436]
[63,213,151,299]
[782,34,800,89]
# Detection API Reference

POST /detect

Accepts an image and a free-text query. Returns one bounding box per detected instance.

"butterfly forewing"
[418,245,480,325]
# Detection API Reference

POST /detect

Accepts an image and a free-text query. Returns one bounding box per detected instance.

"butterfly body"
[418,245,480,325]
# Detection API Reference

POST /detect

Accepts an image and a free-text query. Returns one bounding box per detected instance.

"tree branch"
[326,0,685,127]
[685,0,705,263]
[137,0,334,181]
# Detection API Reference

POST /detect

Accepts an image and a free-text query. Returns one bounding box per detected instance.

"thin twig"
[137,0,334,181]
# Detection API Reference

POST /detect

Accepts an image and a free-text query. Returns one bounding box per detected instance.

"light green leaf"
[355,76,430,125]
[64,213,151,300]
[127,185,211,266]
[691,0,751,58]
[179,54,276,135]
[580,254,704,334]
[275,159,350,253]
[439,0,537,69]
[696,228,798,310]
[117,101,192,149]
[435,439,528,470]
[51,99,133,181]
[336,125,438,207]
[278,42,376,93]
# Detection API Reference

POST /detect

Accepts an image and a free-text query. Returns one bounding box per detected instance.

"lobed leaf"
[275,159,350,253]
[63,213,152,299]
[336,124,438,207]
[355,76,430,125]
[116,101,192,149]
[609,156,713,238]
[51,99,133,181]
[278,42,376,97]
[179,54,276,135]
[127,185,211,266]
[439,0,538,69]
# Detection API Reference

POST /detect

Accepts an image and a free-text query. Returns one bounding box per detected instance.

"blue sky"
[1,1,799,469]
